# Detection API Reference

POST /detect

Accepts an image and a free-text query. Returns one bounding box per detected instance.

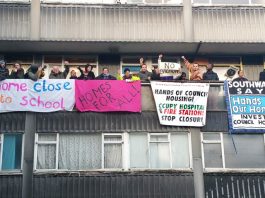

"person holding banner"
[139,57,152,82]
[9,63,25,79]
[49,65,69,79]
[78,64,95,80]
[95,67,116,80]
[158,54,182,80]
[24,64,43,81]
[182,56,203,81]
[0,60,9,81]
[232,70,248,82]
[202,63,219,81]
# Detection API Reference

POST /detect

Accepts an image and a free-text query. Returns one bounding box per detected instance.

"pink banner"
[75,80,141,112]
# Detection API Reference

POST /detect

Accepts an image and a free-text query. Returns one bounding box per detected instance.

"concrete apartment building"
[0,0,265,197]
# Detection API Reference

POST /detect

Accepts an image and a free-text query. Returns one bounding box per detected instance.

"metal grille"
[205,173,265,198]
[40,4,184,41]
[0,3,30,40]
[33,173,194,198]
[193,7,265,42]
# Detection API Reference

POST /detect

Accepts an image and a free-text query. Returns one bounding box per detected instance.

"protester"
[24,64,43,81]
[203,63,219,81]
[95,67,116,80]
[69,70,78,79]
[182,56,203,80]
[259,69,265,81]
[232,70,248,82]
[49,64,69,79]
[151,65,161,80]
[158,54,181,80]
[0,60,9,81]
[139,57,151,81]
[9,62,24,79]
[78,64,95,80]
[179,72,187,80]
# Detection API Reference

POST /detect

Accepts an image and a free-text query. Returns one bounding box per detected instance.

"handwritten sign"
[225,81,265,133]
[0,79,75,112]
[75,80,141,112]
[151,82,209,126]
[158,61,181,79]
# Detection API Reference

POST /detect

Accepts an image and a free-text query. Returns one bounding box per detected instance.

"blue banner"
[224,81,265,133]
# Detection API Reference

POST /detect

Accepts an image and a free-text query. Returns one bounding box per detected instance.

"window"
[192,0,265,4]
[35,133,123,170]
[35,132,191,171]
[0,133,23,171]
[130,132,191,169]
[202,133,265,170]
[35,133,58,170]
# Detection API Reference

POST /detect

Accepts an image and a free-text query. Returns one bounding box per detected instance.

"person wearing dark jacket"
[259,69,265,81]
[96,68,116,80]
[69,70,78,79]
[49,65,69,79]
[0,60,9,81]
[24,64,42,81]
[78,64,95,80]
[232,70,248,82]
[203,64,219,81]
[151,66,161,80]
[9,63,24,79]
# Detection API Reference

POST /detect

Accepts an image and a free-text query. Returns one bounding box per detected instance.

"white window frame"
[201,132,225,170]
[202,133,265,172]
[192,0,258,5]
[34,133,59,171]
[102,133,125,170]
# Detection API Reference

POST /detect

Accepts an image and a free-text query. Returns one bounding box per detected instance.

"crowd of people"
[0,55,252,82]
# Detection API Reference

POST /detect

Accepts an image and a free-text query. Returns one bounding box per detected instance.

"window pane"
[224,134,265,168]
[203,133,221,141]
[251,0,265,4]
[212,0,249,4]
[130,133,148,168]
[104,135,122,142]
[37,145,56,169]
[59,134,101,170]
[38,134,57,141]
[104,144,122,168]
[150,143,170,168]
[207,85,226,110]
[204,144,223,168]
[2,134,22,170]
[150,135,168,142]
[171,133,190,168]
[193,0,209,3]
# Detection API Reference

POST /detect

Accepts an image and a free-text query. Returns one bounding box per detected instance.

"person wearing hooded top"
[9,62,24,79]
[95,67,116,80]
[78,64,95,80]
[49,65,69,79]
[24,64,43,81]
[0,60,9,81]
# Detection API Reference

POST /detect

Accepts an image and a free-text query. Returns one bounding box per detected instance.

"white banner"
[151,82,209,126]
[0,79,75,112]
[158,62,181,77]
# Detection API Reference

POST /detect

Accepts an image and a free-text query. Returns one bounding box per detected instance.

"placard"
[225,80,265,133]
[151,82,209,126]
[0,79,75,112]
[75,80,141,112]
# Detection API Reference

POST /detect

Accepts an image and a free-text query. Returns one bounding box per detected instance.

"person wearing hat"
[78,64,95,80]
[9,62,25,79]
[24,64,43,81]
[0,60,9,81]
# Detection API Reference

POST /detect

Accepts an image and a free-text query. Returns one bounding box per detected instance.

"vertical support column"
[30,0,41,40]
[22,112,36,198]
[183,0,194,42]
[191,128,205,198]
